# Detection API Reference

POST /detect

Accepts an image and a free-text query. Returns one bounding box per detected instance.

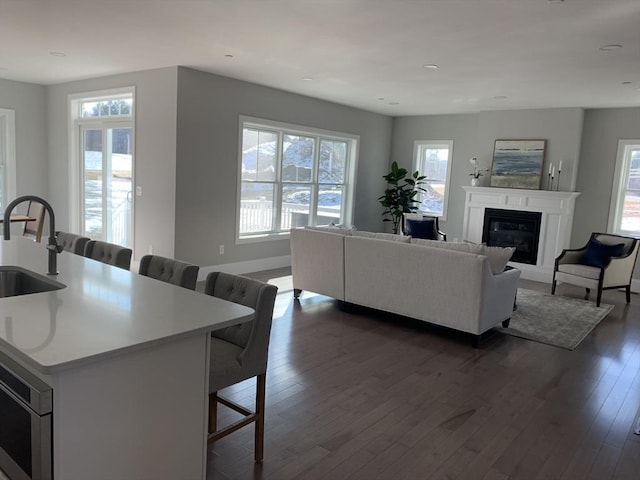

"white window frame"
[236,116,359,244]
[412,140,454,221]
[608,139,640,236]
[0,108,17,211]
[68,87,135,239]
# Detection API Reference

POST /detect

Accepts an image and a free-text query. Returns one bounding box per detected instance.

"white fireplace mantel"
[462,186,581,283]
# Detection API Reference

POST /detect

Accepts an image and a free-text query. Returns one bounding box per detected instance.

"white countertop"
[0,238,253,374]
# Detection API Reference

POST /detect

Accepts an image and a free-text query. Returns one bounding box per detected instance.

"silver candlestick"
[556,170,561,191]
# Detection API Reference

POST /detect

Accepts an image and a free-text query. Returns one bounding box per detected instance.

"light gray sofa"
[290,227,521,341]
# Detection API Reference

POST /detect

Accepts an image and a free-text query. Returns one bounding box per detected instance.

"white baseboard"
[198,255,291,281]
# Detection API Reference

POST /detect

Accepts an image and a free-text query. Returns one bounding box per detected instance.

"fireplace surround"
[462,187,580,282]
[482,208,542,265]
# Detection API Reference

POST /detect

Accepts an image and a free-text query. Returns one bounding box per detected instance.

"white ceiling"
[1,0,639,116]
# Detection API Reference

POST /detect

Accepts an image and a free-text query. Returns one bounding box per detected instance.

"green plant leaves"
[378,162,427,234]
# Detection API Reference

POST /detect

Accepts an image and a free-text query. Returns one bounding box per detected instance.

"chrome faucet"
[3,195,63,275]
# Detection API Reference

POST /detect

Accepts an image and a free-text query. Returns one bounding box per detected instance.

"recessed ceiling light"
[224,54,233,58]
[493,95,508,100]
[547,0,565,4]
[622,81,633,85]
[302,77,313,81]
[387,102,400,105]
[49,51,66,57]
[599,44,622,51]
[378,97,385,101]
[423,64,439,70]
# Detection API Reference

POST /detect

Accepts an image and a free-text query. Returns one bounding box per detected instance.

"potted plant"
[469,157,487,186]
[378,161,426,234]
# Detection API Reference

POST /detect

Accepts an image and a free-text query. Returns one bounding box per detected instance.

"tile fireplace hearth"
[462,186,580,282]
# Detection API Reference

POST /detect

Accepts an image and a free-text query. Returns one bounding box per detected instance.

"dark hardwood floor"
[206,269,640,480]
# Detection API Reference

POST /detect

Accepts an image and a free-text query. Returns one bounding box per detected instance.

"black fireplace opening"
[482,208,542,265]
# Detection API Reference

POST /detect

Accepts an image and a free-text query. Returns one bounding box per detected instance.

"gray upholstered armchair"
[552,233,639,306]
[205,272,278,463]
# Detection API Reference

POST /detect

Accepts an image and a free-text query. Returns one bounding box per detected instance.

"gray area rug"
[496,288,614,350]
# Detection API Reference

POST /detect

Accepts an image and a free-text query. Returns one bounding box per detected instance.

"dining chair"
[138,254,199,290]
[204,272,278,463]
[23,200,46,243]
[55,231,91,255]
[83,240,132,270]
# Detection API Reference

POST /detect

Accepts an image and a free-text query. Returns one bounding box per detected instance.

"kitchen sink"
[0,266,66,298]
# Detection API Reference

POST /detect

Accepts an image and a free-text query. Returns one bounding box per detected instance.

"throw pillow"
[581,239,625,268]
[352,230,411,243]
[405,219,437,240]
[481,245,516,274]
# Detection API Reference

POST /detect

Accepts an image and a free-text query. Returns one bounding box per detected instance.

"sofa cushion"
[412,238,471,253]
[305,225,354,235]
[558,263,601,279]
[352,230,411,243]
[581,238,625,268]
[411,240,513,273]
[405,218,437,240]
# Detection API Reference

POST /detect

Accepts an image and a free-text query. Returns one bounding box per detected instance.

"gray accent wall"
[391,113,480,241]
[574,107,640,280]
[391,106,639,280]
[0,79,48,197]
[174,67,392,267]
[390,108,584,242]
[46,67,179,259]
[4,66,638,281]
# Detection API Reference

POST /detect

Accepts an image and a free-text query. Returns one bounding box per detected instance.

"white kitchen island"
[0,238,253,480]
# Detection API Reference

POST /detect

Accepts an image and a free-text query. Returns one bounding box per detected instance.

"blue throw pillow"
[581,239,625,268]
[406,218,437,240]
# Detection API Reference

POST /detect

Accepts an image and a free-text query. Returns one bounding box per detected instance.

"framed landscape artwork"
[490,139,546,189]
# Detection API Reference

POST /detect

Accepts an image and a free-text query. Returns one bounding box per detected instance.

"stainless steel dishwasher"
[0,350,52,480]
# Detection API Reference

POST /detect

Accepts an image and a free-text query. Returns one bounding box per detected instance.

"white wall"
[46,67,178,260]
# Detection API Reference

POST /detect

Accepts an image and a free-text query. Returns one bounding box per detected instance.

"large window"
[237,117,358,241]
[69,88,135,248]
[609,140,640,236]
[413,140,453,219]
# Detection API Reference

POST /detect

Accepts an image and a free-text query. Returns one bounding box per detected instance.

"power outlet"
[219,245,224,255]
